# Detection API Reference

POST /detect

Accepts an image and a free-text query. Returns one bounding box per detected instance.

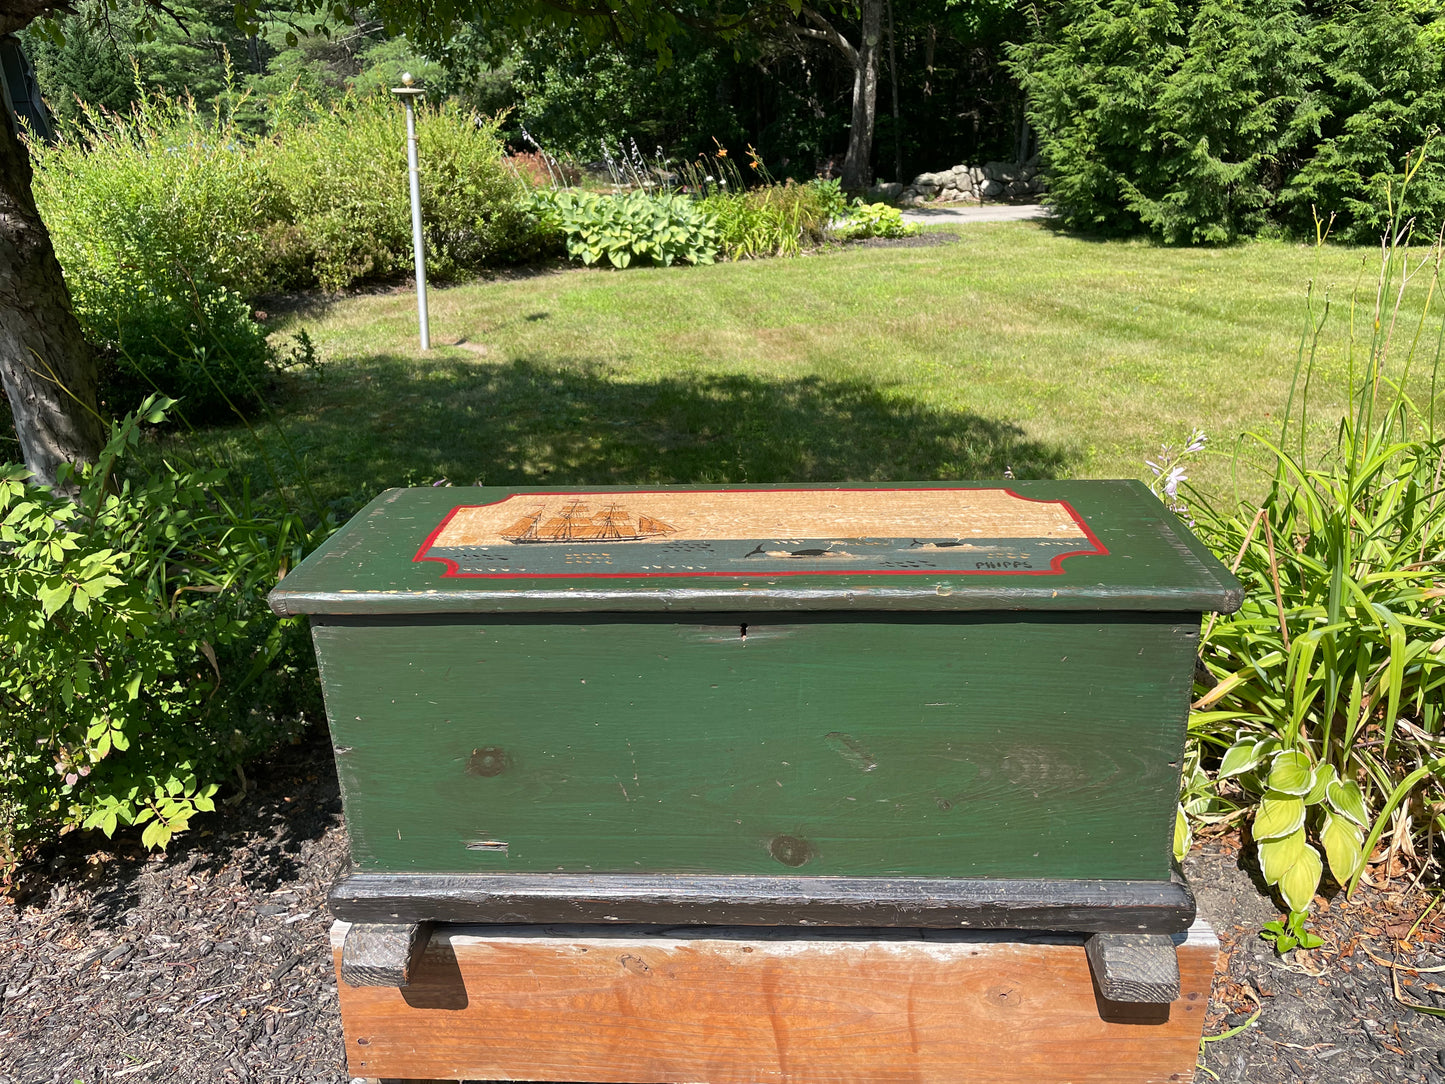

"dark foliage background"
[21,1,1034,183]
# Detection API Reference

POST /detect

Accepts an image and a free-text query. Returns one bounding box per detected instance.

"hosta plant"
[833,200,920,241]
[532,189,720,268]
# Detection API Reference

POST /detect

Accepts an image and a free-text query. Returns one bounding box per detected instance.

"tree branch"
[800,4,857,64]
[0,1,80,36]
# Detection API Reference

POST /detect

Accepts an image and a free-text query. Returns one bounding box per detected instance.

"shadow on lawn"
[261,354,1077,507]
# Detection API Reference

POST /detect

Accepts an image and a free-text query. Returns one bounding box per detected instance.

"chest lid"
[268,482,1242,616]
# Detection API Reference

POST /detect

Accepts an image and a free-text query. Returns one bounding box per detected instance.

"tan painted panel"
[432,487,1092,547]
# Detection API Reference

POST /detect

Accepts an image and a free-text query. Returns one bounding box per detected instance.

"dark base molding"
[329,870,1196,934]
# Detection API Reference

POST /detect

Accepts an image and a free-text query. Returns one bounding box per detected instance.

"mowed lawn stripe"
[189,222,1431,510]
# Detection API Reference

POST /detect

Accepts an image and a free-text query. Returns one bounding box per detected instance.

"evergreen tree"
[1012,0,1445,241]
[23,14,138,127]
[1135,0,1316,243]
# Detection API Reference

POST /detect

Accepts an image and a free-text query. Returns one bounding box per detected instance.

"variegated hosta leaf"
[1174,806,1192,862]
[1277,845,1324,913]
[1218,739,1264,778]
[1267,749,1315,796]
[1326,778,1370,827]
[1258,826,1308,883]
[1254,793,1306,840]
[1320,812,1365,883]
[1302,763,1336,806]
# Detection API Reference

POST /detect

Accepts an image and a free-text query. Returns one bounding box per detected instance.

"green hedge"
[1010,0,1445,243]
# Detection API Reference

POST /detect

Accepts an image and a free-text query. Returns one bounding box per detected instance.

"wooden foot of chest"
[340,922,432,988]
[331,918,1218,1084]
[1084,932,1182,1003]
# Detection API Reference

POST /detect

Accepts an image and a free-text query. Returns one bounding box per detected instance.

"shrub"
[0,397,325,867]
[834,200,920,241]
[269,95,545,289]
[533,189,720,268]
[30,89,549,417]
[29,92,283,419]
[1010,0,1445,242]
[1179,211,1445,929]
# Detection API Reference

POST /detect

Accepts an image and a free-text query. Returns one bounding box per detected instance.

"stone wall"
[871,157,1045,206]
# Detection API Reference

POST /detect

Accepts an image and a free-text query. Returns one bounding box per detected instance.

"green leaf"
[1326,779,1369,827]
[1276,846,1323,912]
[141,818,172,850]
[1254,794,1306,840]
[38,578,72,617]
[1258,826,1307,883]
[1267,750,1315,795]
[1173,805,1192,862]
[1218,739,1263,778]
[1303,763,1336,805]
[1320,812,1364,883]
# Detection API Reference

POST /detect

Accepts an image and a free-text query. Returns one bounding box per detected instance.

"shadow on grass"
[235,354,1078,510]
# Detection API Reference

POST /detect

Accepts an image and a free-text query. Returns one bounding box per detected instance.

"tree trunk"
[0,94,106,486]
[839,0,881,191]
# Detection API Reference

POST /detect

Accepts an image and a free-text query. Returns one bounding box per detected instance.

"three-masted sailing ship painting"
[500,501,678,544]
[414,488,1110,579]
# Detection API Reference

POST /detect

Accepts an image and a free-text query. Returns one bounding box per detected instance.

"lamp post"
[391,71,430,351]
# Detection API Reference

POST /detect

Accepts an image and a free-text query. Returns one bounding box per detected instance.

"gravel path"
[3,726,1443,1083]
[900,202,1046,224]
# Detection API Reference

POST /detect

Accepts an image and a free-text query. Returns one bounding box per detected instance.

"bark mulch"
[3,727,1444,1083]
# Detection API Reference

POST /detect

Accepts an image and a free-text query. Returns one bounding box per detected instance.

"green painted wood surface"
[313,612,1197,881]
[269,482,1242,616]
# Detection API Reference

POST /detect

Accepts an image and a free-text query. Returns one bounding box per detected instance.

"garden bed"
[2,725,1442,1084]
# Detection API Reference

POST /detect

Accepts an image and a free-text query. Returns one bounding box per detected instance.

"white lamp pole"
[391,72,430,351]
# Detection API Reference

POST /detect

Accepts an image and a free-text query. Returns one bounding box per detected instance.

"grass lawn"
[183,221,1440,516]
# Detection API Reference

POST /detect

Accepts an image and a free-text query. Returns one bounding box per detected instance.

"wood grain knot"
[468,747,509,777]
[768,835,813,867]
[983,985,1022,1010]
[619,954,652,976]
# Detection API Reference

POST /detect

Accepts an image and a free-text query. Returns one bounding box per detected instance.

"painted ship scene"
[500,501,678,544]
[417,488,1109,579]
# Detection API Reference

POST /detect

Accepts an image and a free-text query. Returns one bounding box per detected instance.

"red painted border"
[412,487,1110,580]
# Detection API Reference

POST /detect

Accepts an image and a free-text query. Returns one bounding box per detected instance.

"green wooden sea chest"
[270,482,1240,933]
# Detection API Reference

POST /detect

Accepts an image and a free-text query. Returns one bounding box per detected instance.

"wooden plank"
[332,919,1218,1084]
[340,923,431,988]
[1085,933,1181,1003]
[311,613,1196,880]
[329,870,1197,933]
